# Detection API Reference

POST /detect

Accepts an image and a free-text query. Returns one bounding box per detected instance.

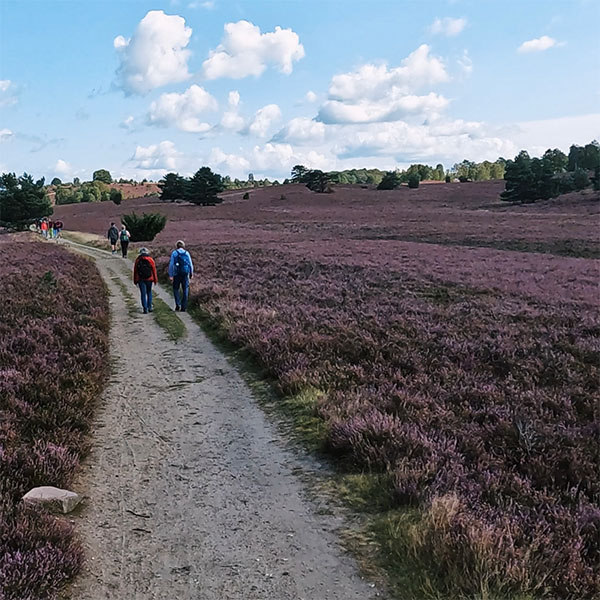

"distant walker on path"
[133,248,158,314]
[107,222,119,254]
[119,225,130,258]
[168,240,193,312]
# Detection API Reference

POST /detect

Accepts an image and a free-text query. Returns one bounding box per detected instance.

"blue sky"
[1,0,599,182]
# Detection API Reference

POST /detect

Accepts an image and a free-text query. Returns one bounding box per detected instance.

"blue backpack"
[174,250,191,276]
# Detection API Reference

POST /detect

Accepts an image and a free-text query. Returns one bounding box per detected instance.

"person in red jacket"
[133,247,158,314]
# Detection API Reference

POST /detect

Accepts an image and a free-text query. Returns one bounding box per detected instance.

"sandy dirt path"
[63,240,379,600]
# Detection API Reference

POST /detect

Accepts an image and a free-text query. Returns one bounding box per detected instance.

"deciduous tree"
[93,169,112,184]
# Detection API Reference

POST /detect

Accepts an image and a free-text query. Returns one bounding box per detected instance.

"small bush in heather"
[377,171,402,190]
[408,174,420,188]
[121,212,166,242]
[110,188,122,205]
[243,192,250,199]
[445,174,451,183]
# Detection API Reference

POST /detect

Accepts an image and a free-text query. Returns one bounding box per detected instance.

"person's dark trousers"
[121,241,129,257]
[173,274,189,310]
[138,280,153,312]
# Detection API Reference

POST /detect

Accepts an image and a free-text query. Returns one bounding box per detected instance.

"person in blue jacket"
[168,240,194,312]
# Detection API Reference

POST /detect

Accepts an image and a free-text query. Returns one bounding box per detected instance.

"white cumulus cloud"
[209,147,251,172]
[147,85,218,133]
[54,159,72,176]
[458,50,473,76]
[220,90,245,131]
[429,17,467,36]
[328,45,448,102]
[334,120,516,164]
[319,92,449,124]
[272,117,326,144]
[317,45,450,125]
[120,115,135,130]
[246,104,282,137]
[203,20,304,79]
[0,128,13,141]
[518,35,559,53]
[114,10,192,95]
[132,141,180,170]
[208,143,332,179]
[305,91,318,103]
[0,79,18,108]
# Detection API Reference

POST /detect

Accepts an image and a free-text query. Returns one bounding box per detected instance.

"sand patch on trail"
[61,240,379,600]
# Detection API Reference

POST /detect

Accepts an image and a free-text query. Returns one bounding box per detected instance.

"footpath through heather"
[62,240,378,600]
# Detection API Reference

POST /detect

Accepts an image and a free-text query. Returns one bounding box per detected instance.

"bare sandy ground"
[63,240,379,600]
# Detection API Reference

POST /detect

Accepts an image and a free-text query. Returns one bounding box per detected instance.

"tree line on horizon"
[501,141,600,202]
[1,142,599,229]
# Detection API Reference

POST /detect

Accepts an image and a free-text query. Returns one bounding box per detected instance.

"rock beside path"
[23,486,83,514]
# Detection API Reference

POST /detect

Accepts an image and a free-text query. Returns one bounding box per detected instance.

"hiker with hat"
[168,240,193,312]
[133,247,158,314]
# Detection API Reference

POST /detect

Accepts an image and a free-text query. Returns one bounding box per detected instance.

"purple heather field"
[0,237,109,599]
[150,185,598,598]
[57,182,599,597]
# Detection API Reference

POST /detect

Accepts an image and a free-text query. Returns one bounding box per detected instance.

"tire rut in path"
[64,241,379,600]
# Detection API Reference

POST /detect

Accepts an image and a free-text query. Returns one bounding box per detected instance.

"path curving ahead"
[63,240,379,600]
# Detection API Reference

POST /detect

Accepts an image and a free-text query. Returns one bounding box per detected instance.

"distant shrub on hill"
[377,171,402,190]
[407,173,420,188]
[121,212,166,241]
[110,188,122,205]
[304,169,334,193]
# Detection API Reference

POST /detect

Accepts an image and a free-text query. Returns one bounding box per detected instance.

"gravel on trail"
[63,240,380,600]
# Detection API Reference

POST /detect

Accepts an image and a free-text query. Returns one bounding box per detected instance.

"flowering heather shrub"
[0,238,109,599]
[160,243,599,598]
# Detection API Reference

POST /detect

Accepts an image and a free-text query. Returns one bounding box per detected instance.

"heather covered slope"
[54,181,600,258]
[58,182,600,597]
[155,242,599,599]
[0,238,109,599]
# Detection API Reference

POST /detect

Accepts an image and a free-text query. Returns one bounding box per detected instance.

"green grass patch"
[112,276,139,318]
[152,296,186,341]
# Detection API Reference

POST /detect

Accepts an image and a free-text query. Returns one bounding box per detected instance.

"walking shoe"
[175,305,181,311]
[143,308,148,314]
[181,307,186,312]
[148,306,154,312]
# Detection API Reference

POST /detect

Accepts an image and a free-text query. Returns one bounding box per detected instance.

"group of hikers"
[107,222,193,315]
[132,240,193,314]
[107,222,131,257]
[36,217,63,239]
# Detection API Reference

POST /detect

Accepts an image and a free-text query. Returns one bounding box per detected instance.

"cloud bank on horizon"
[1,2,599,181]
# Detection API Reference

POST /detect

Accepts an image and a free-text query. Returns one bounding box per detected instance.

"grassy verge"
[61,230,110,251]
[111,273,139,318]
[152,296,186,341]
